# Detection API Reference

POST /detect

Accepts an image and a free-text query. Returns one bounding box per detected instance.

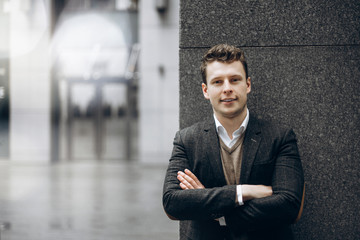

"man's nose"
[223,80,233,93]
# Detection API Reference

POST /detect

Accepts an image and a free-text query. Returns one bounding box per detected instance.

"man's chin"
[217,108,246,119]
[220,112,241,119]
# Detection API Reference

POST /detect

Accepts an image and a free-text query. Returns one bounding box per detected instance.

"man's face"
[202,60,251,121]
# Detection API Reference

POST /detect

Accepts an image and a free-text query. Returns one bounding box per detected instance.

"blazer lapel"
[203,120,227,187]
[240,114,262,184]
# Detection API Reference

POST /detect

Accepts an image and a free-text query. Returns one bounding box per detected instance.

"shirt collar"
[214,108,249,137]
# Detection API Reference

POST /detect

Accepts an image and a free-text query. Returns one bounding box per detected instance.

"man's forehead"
[206,61,246,78]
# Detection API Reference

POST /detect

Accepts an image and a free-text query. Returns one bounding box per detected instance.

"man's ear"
[246,77,251,94]
[202,83,210,99]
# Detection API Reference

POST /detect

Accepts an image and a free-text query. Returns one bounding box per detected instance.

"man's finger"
[177,170,205,189]
[179,182,188,190]
[179,169,204,189]
[179,171,199,188]
[185,169,204,188]
[184,173,203,189]
[177,173,194,189]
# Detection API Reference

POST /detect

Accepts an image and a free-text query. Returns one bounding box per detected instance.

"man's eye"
[232,78,240,82]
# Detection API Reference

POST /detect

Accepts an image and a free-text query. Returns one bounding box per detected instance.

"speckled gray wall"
[179,1,360,239]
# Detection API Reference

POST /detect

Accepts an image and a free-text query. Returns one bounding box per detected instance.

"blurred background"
[0,0,179,239]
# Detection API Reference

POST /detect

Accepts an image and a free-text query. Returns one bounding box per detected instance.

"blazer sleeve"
[225,128,304,232]
[162,130,237,220]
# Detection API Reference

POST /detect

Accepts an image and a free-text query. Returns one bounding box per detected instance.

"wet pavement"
[0,161,178,240]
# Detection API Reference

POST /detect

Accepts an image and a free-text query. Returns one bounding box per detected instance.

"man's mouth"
[221,98,236,102]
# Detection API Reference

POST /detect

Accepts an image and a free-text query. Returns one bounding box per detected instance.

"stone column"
[179,1,360,239]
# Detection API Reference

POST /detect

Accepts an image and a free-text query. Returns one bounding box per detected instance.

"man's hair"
[200,44,248,84]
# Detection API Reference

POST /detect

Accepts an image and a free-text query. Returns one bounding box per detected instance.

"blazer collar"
[203,118,227,187]
[240,114,262,183]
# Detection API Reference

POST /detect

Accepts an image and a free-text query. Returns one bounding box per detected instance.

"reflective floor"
[0,161,178,240]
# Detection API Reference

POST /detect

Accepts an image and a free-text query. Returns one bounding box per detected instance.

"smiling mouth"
[221,98,236,102]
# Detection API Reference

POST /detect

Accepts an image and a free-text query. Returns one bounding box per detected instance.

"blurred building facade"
[0,0,179,163]
[138,0,179,163]
[1,0,51,162]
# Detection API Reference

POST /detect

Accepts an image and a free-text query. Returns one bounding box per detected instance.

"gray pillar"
[179,1,360,239]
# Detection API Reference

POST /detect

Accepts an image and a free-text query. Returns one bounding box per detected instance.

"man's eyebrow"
[230,74,243,78]
[209,76,223,82]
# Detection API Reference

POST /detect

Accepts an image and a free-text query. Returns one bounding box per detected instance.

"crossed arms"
[177,169,272,202]
[162,127,304,232]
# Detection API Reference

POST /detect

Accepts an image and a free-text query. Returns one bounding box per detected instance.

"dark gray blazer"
[163,114,304,240]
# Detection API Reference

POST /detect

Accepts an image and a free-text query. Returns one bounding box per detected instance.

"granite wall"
[179,1,360,239]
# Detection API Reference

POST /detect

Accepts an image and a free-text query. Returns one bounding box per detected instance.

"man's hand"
[177,169,205,189]
[241,184,273,201]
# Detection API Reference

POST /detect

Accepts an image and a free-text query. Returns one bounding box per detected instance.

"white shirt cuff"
[218,217,226,226]
[236,185,244,206]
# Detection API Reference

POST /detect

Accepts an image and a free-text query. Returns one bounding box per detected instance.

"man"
[162,44,304,239]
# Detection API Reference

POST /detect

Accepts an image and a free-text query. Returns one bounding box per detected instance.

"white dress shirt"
[213,108,249,225]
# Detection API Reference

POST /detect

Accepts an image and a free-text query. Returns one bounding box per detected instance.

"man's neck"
[215,110,247,139]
